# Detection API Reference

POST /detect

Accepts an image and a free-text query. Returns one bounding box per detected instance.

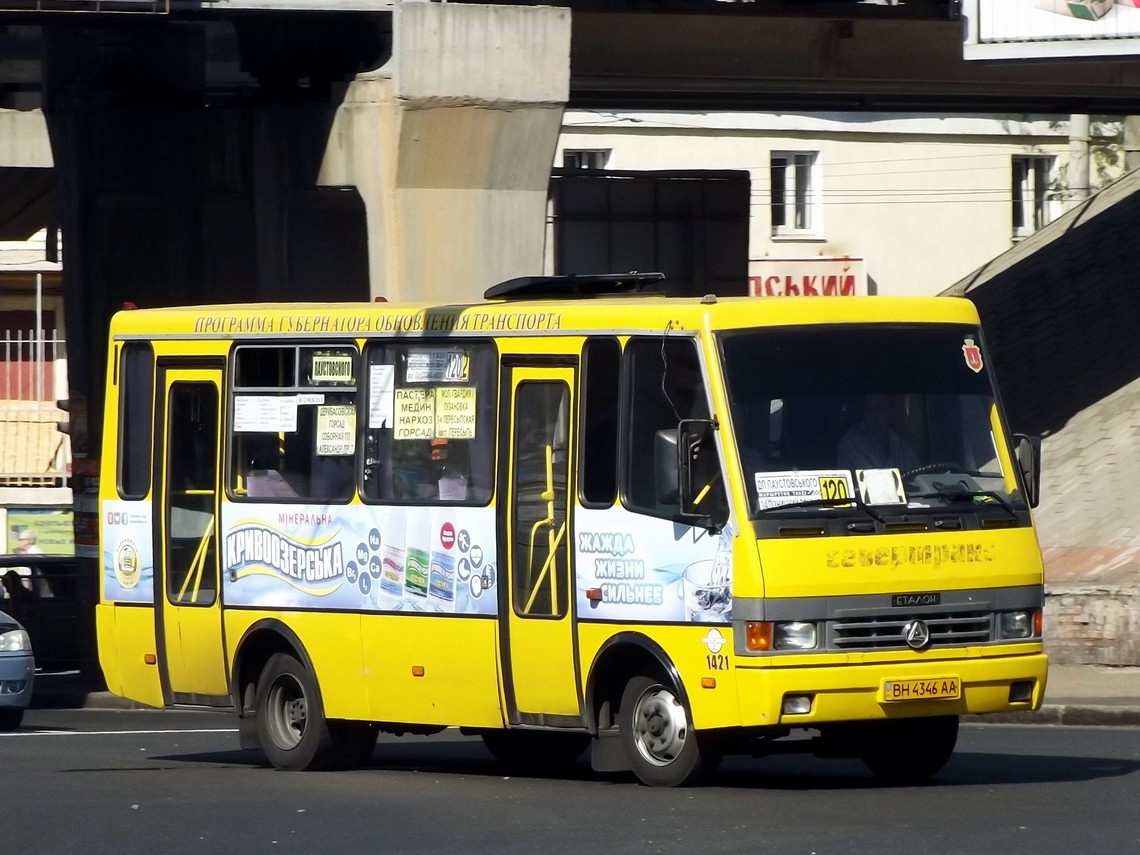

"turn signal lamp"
[1034,608,1044,637]
[745,621,772,651]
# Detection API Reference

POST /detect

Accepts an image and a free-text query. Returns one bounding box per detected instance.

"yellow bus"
[96,274,1047,786]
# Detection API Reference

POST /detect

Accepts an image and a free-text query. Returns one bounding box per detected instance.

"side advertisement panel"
[221,504,498,616]
[102,500,155,603]
[574,507,732,624]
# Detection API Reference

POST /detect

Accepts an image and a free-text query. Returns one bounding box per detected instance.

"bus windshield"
[718,324,1027,518]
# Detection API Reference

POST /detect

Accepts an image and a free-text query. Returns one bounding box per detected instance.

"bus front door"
[501,365,582,723]
[154,365,229,705]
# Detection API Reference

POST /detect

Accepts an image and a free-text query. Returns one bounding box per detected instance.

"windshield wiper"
[912,489,1019,520]
[759,495,884,522]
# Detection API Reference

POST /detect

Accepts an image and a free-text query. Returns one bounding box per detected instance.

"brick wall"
[1045,585,1140,665]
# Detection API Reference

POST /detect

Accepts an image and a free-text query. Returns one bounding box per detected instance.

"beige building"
[555,111,1117,296]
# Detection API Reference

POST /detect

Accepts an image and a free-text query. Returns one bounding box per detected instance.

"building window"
[1012,155,1054,238]
[770,151,820,237]
[563,149,610,170]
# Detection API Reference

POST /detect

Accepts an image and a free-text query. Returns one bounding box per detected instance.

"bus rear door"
[154,363,228,705]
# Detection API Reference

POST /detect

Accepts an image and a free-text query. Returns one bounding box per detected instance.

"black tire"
[618,674,719,787]
[481,730,591,770]
[0,707,24,731]
[255,652,338,771]
[860,715,959,784]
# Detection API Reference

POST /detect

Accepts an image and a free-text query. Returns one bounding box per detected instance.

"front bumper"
[736,652,1049,726]
[0,652,35,709]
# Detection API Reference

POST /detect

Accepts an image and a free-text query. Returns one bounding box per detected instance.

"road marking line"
[0,728,239,737]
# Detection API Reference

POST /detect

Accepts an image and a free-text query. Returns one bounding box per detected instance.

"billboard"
[964,0,1140,59]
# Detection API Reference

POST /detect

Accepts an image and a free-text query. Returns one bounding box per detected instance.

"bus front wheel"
[255,652,340,771]
[860,715,959,784]
[619,674,719,787]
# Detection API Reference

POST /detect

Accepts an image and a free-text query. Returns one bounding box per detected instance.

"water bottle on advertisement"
[711,525,733,621]
[378,506,406,610]
[428,510,458,612]
[404,508,431,603]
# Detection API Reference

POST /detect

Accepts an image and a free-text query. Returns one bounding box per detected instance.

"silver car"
[0,609,33,730]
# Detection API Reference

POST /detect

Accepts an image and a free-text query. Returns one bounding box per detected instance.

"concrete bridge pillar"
[319,2,571,302]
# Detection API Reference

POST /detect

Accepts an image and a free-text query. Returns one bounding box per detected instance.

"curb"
[978,704,1140,727]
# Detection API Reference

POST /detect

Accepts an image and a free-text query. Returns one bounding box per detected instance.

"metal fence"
[0,327,69,487]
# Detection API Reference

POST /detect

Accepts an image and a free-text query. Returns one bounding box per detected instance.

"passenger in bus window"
[836,394,920,472]
[311,455,354,501]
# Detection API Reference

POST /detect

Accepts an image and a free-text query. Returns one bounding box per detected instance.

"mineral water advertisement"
[221,503,497,615]
[102,500,156,603]
[574,508,732,624]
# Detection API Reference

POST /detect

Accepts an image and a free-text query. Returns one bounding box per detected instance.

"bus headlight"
[0,629,31,653]
[773,621,818,651]
[999,611,1035,639]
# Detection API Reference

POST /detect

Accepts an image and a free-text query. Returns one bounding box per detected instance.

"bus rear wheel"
[619,674,719,787]
[256,652,341,771]
[860,715,959,784]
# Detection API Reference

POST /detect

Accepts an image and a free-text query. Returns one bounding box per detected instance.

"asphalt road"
[3,709,1139,855]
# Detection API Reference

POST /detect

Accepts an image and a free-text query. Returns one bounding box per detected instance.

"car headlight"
[999,611,1034,639]
[0,629,31,653]
[774,621,818,651]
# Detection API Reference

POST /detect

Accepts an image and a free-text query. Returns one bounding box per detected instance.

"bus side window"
[362,341,496,506]
[623,337,726,520]
[228,344,357,503]
[579,337,620,508]
[118,343,155,500]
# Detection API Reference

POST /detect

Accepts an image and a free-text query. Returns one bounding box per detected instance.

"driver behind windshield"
[836,394,920,473]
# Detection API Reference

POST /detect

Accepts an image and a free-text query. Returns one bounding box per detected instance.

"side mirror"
[1013,433,1041,508]
[654,429,679,504]
[679,419,728,529]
